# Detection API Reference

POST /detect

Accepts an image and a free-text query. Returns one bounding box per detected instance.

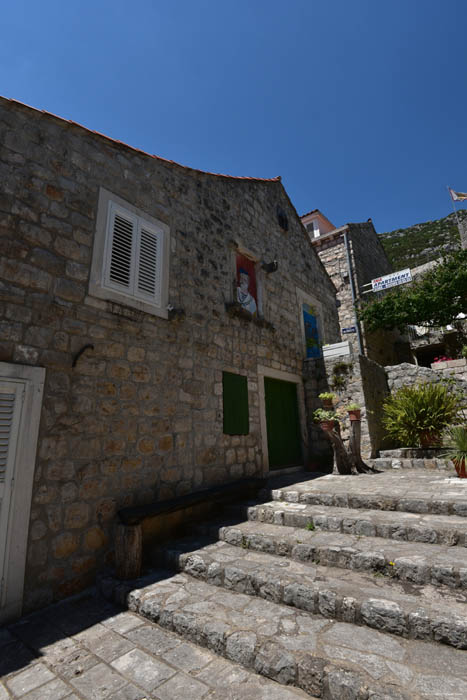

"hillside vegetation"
[379,209,466,270]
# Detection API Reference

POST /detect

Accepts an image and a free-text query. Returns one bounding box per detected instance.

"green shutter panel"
[222,372,249,435]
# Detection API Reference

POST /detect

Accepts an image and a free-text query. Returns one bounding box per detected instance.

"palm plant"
[443,425,467,477]
[382,381,462,447]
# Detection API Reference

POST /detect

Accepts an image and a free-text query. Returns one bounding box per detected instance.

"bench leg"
[115,523,142,580]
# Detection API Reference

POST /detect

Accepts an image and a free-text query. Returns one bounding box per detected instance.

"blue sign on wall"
[302,303,321,359]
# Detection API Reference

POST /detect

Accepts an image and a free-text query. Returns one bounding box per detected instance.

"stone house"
[301,209,409,365]
[0,97,340,619]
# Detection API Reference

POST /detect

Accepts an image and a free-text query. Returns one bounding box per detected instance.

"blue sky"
[2,0,466,232]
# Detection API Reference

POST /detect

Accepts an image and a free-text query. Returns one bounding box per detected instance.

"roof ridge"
[1,96,281,183]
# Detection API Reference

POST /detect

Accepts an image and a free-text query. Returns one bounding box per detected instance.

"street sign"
[342,326,356,334]
[371,268,412,292]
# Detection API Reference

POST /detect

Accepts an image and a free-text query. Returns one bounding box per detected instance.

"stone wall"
[358,356,390,457]
[347,223,405,366]
[386,363,467,396]
[311,231,355,336]
[347,222,392,295]
[430,359,467,382]
[0,97,340,611]
[303,357,333,470]
[304,352,388,463]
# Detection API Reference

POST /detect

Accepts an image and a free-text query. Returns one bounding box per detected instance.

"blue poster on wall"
[302,303,321,359]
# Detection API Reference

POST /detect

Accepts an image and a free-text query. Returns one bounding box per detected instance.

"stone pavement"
[0,592,309,699]
[100,469,467,698]
[264,470,467,516]
[4,469,467,699]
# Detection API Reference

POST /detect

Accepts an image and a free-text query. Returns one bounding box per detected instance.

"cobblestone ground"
[0,592,308,699]
[114,570,467,699]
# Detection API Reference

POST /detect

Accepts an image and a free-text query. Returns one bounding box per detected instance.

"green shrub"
[318,392,336,401]
[382,381,461,447]
[313,408,338,423]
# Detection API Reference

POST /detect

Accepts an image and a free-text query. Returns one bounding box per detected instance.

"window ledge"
[225,302,275,331]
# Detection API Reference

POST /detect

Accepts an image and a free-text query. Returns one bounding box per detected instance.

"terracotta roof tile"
[300,208,319,218]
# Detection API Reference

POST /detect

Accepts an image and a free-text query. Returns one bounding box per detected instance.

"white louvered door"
[0,381,24,605]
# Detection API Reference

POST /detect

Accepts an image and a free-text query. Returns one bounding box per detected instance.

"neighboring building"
[0,97,340,619]
[301,211,408,365]
[301,209,336,240]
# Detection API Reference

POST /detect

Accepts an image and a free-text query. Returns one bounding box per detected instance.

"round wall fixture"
[277,206,288,231]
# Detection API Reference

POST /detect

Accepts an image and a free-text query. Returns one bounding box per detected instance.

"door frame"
[0,362,45,623]
[257,365,308,475]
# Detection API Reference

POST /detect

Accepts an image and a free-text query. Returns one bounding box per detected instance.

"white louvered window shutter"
[135,224,162,305]
[105,204,137,293]
[103,202,164,309]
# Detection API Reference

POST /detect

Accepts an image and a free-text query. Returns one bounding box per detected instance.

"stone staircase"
[368,448,455,472]
[101,470,467,699]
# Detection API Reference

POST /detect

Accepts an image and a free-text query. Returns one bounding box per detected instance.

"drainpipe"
[343,229,364,356]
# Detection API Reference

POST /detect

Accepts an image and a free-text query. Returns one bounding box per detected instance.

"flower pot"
[321,399,333,410]
[454,458,467,478]
[348,409,361,421]
[319,420,335,432]
[419,430,441,448]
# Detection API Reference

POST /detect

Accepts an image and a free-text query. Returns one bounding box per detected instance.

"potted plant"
[313,408,338,432]
[345,402,361,421]
[318,392,336,409]
[443,426,467,478]
[461,345,467,361]
[382,381,461,448]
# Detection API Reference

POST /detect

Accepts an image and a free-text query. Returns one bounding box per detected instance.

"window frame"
[89,188,170,319]
[230,245,265,318]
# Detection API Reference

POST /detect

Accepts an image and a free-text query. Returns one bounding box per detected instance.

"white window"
[89,189,170,318]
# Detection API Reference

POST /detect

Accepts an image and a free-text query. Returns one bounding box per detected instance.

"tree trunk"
[349,419,377,473]
[323,427,354,475]
[115,523,142,580]
[322,420,377,475]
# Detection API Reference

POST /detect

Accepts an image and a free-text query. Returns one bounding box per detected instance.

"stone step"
[263,471,467,518]
[100,570,467,699]
[379,449,446,459]
[209,519,467,589]
[230,499,467,547]
[158,536,467,650]
[367,457,454,471]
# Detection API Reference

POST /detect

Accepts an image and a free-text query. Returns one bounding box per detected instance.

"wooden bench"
[115,477,265,579]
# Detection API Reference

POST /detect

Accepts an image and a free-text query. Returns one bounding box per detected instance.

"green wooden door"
[264,377,302,470]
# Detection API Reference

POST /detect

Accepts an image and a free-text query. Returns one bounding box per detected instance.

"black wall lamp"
[261,260,278,274]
